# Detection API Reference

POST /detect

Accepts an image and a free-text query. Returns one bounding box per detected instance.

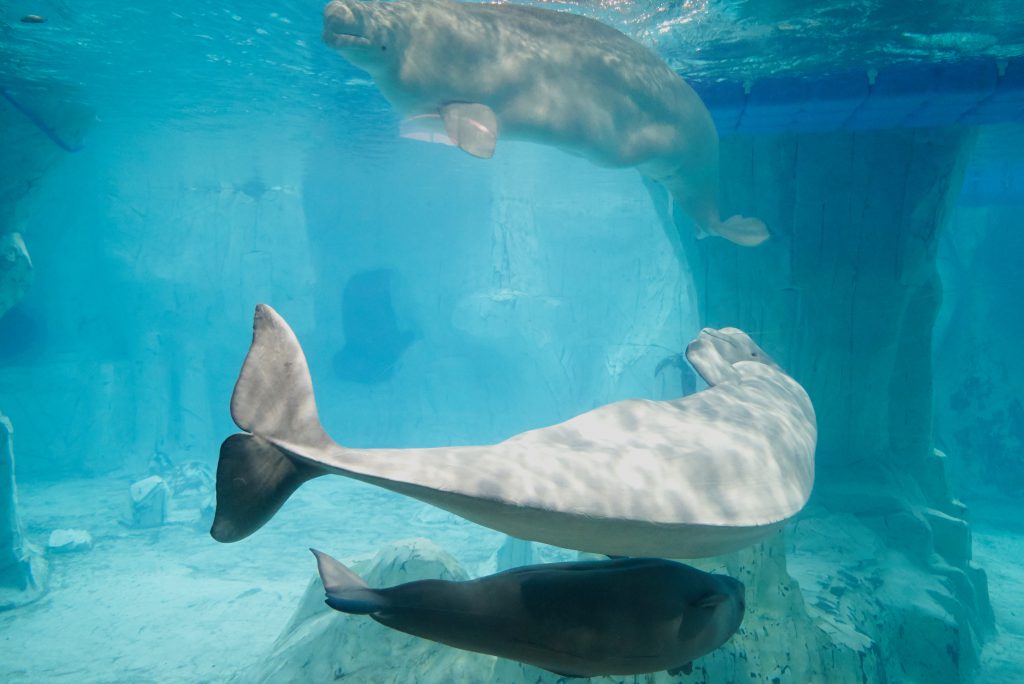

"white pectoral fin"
[440,103,498,159]
[399,114,457,147]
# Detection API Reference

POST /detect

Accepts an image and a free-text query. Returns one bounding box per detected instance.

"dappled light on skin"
[214,305,816,559]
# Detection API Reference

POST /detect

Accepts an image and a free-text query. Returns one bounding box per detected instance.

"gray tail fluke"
[210,434,321,542]
[311,549,388,615]
[210,305,333,543]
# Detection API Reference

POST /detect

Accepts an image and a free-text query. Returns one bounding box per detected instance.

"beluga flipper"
[321,0,769,247]
[211,305,816,558]
[439,103,498,158]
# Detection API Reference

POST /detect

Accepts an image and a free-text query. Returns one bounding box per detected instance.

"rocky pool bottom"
[0,473,1019,683]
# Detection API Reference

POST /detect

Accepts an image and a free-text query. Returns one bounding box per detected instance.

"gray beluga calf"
[321,0,769,247]
[211,305,815,558]
[312,550,745,678]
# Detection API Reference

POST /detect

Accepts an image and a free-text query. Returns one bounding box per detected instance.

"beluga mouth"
[324,31,371,48]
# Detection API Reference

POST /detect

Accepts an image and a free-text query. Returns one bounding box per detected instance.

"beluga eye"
[381,45,387,51]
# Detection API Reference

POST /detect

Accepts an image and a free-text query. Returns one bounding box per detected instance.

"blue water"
[1,1,1023,682]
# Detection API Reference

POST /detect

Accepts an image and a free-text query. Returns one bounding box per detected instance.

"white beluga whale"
[211,305,816,558]
[321,0,769,247]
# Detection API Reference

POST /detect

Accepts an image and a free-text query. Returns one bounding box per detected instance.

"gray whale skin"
[312,549,745,678]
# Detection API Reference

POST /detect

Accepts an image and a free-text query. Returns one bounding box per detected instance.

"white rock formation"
[0,413,47,610]
[47,529,93,554]
[126,476,169,528]
[0,232,32,318]
[235,538,498,683]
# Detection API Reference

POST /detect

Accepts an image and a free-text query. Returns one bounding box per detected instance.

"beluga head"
[685,327,780,386]
[696,574,746,652]
[322,0,412,75]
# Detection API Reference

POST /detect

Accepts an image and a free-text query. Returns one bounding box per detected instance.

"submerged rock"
[126,475,169,528]
[0,233,32,320]
[47,528,93,554]
[163,460,215,526]
[236,538,493,684]
[0,412,47,610]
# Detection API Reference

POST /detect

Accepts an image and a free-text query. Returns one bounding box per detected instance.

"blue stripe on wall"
[693,56,1024,135]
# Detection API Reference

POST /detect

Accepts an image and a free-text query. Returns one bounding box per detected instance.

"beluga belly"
[321,0,769,247]
[210,305,816,558]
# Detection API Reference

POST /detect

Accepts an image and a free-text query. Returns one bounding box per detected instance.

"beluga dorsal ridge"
[311,549,746,678]
[320,0,770,247]
[211,305,816,558]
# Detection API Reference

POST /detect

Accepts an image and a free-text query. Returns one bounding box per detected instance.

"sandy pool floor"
[0,474,503,683]
[1,475,1020,683]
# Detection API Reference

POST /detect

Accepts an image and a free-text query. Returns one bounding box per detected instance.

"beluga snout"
[323,0,371,48]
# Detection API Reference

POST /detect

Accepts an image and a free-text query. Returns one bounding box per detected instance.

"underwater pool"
[1,1,1023,682]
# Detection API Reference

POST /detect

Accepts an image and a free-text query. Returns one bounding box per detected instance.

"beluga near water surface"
[321,0,769,247]
[210,305,816,558]
[312,550,746,678]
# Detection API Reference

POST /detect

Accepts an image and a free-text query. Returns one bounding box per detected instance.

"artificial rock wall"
[0,89,61,597]
[0,88,91,317]
[652,127,992,683]
[0,413,46,610]
[933,193,1024,497]
[243,127,995,684]
[1,121,315,477]
[0,99,48,319]
[0,232,31,320]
